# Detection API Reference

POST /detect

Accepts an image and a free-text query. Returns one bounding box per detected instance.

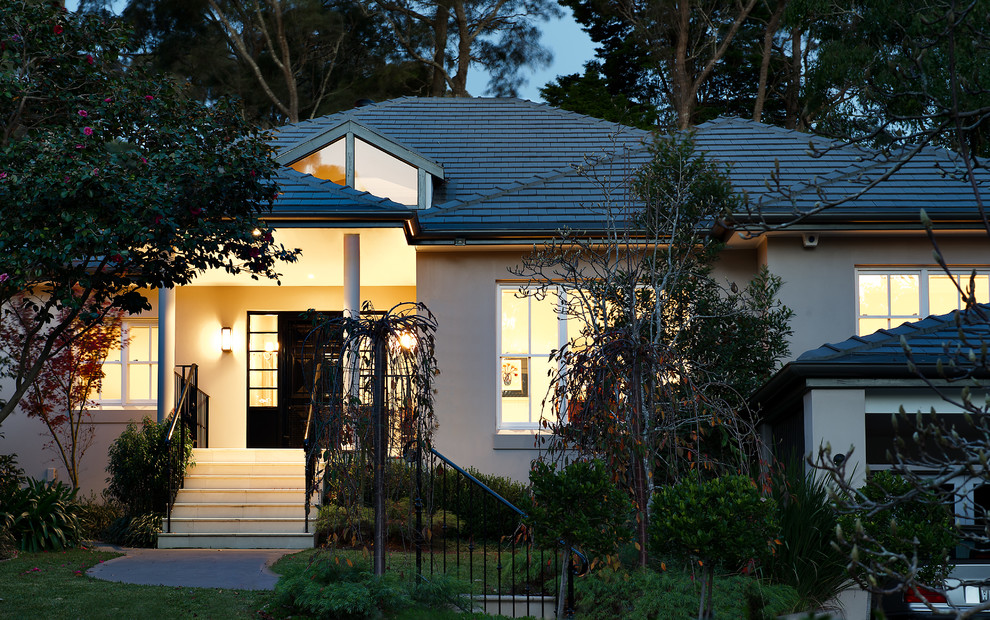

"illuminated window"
[98,321,158,404]
[248,313,279,408]
[498,285,574,430]
[288,137,418,207]
[857,269,989,335]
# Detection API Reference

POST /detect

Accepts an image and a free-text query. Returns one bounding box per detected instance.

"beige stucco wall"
[417,246,762,482]
[0,291,161,496]
[174,284,416,449]
[763,233,990,360]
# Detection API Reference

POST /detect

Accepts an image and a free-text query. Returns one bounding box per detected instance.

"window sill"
[493,431,547,450]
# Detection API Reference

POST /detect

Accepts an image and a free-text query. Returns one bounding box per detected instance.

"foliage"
[0,440,25,498]
[766,459,852,611]
[102,513,163,548]
[0,0,298,426]
[116,0,427,126]
[0,300,124,488]
[516,133,792,567]
[651,474,779,619]
[525,459,632,560]
[432,466,530,541]
[553,0,814,129]
[105,417,192,517]
[75,495,125,541]
[273,552,470,618]
[2,478,82,552]
[836,470,957,587]
[573,566,800,620]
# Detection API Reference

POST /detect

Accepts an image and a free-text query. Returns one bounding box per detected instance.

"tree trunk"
[784,27,802,129]
[753,0,787,122]
[430,0,450,96]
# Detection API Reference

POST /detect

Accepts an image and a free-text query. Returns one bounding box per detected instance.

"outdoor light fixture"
[221,327,233,352]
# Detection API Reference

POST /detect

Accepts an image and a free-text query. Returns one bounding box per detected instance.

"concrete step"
[174,488,309,503]
[166,517,312,534]
[187,461,304,476]
[182,474,305,490]
[171,502,308,519]
[191,448,304,463]
[157,532,315,550]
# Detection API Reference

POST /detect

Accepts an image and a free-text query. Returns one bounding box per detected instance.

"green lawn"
[0,547,530,619]
[0,548,270,619]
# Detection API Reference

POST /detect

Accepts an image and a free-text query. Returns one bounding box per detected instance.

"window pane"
[531,295,559,354]
[889,274,919,316]
[249,352,278,371]
[250,314,279,332]
[249,333,280,352]
[501,290,529,354]
[128,364,153,400]
[500,397,529,425]
[859,275,889,316]
[289,139,345,184]
[859,318,889,335]
[250,389,277,407]
[354,138,417,206]
[929,275,960,315]
[104,344,121,363]
[130,326,152,361]
[100,364,121,400]
[530,357,553,422]
[249,370,278,389]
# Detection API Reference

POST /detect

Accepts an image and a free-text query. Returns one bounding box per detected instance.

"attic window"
[289,137,419,207]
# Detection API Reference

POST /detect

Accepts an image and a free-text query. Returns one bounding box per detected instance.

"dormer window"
[283,122,442,209]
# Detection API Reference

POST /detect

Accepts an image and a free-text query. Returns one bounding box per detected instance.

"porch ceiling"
[188,227,416,287]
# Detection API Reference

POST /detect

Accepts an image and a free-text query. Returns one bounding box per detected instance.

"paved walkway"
[86,546,295,590]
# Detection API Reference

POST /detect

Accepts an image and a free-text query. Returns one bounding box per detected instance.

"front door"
[246,311,340,448]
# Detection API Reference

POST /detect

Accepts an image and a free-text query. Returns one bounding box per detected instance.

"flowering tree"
[0,297,124,488]
[0,1,299,425]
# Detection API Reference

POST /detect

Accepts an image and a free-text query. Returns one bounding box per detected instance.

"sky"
[495,9,597,103]
[65,1,597,104]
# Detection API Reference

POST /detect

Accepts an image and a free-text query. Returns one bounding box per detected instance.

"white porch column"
[343,234,360,397]
[803,388,867,487]
[157,286,176,423]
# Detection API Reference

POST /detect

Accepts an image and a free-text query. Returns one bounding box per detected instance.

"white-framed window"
[856,268,990,335]
[498,285,576,431]
[97,320,158,405]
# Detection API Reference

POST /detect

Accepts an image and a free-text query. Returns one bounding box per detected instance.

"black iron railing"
[413,447,588,618]
[165,364,209,532]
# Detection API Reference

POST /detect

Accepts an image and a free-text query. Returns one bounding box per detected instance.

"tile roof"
[798,304,990,367]
[268,98,990,237]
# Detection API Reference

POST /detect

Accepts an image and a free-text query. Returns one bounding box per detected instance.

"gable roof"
[752,304,990,418]
[268,98,990,240]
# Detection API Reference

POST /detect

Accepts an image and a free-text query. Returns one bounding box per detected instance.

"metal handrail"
[429,448,526,517]
[165,364,198,532]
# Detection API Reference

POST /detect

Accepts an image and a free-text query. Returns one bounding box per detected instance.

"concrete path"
[86,546,295,590]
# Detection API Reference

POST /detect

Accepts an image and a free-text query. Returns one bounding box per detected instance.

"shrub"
[431,466,529,541]
[105,417,192,516]
[651,474,779,618]
[574,566,799,620]
[839,470,957,586]
[273,553,469,618]
[525,459,632,559]
[767,460,852,610]
[3,478,81,552]
[102,513,162,548]
[0,445,25,558]
[76,495,125,541]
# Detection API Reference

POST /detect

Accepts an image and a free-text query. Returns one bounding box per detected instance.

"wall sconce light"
[221,327,233,352]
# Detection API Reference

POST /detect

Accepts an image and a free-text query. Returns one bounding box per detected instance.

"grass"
[0,548,270,619]
[0,547,530,619]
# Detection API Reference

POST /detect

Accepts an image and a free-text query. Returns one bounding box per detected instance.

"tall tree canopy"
[114,0,427,126]
[0,1,298,425]
[364,0,562,97]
